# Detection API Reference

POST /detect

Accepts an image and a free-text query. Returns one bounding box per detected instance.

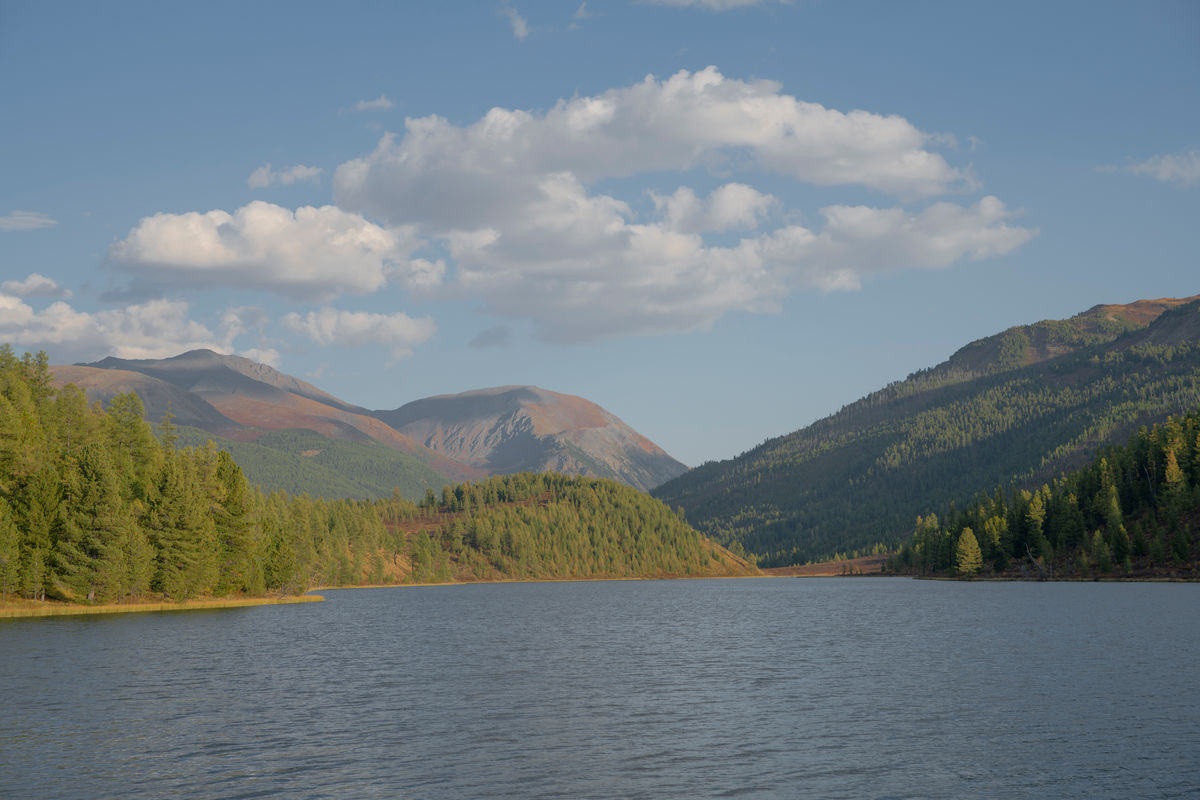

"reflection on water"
[2,578,1198,799]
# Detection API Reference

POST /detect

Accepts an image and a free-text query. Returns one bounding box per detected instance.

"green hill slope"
[653,297,1200,566]
[174,426,451,501]
[386,472,758,583]
[889,407,1200,579]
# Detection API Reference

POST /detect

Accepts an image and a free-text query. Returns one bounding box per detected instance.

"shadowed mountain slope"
[653,296,1200,566]
[50,365,242,434]
[86,349,361,412]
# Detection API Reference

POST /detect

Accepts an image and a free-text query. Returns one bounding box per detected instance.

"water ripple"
[2,579,1198,799]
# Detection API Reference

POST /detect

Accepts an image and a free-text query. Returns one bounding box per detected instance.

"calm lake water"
[2,577,1198,799]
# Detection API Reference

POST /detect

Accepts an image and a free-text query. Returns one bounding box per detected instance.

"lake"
[2,577,1198,799]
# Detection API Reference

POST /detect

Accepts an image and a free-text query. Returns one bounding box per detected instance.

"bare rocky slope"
[373,386,689,492]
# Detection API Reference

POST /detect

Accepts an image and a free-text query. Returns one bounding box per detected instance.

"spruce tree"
[52,443,133,602]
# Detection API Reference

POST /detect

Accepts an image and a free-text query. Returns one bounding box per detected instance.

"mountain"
[51,350,687,498]
[653,295,1200,566]
[373,386,688,492]
[53,350,473,499]
[75,350,469,476]
[50,364,243,435]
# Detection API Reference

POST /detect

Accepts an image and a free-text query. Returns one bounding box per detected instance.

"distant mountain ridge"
[375,385,688,492]
[934,295,1200,378]
[653,294,1200,566]
[50,350,686,497]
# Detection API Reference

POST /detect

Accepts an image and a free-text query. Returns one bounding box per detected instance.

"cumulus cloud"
[108,201,429,300]
[755,195,1037,291]
[1,272,72,298]
[336,67,968,227]
[238,347,281,367]
[501,4,529,39]
[344,94,395,114]
[0,295,227,361]
[282,307,436,358]
[1126,149,1200,187]
[247,163,323,189]
[0,210,57,231]
[652,183,775,233]
[447,185,1030,341]
[328,67,1030,342]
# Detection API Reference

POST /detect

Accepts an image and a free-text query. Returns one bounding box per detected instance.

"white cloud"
[282,307,436,358]
[329,67,1029,342]
[219,305,270,344]
[0,295,227,360]
[1126,149,1200,187]
[501,4,529,39]
[247,163,323,189]
[447,179,1030,341]
[756,195,1037,291]
[239,347,281,367]
[0,210,57,231]
[568,2,590,29]
[109,201,430,300]
[1,272,72,298]
[652,183,775,233]
[335,67,968,231]
[345,94,395,114]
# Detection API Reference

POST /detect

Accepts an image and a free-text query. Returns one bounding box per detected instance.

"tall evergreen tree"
[0,497,19,601]
[52,443,133,602]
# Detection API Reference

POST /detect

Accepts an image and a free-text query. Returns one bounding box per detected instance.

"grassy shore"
[0,594,323,619]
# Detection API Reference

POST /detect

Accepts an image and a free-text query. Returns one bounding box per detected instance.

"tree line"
[397,472,751,582]
[655,304,1200,566]
[0,346,748,604]
[886,407,1200,578]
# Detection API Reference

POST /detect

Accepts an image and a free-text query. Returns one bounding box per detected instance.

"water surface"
[2,578,1197,798]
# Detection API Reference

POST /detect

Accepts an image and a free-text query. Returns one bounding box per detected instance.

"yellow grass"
[0,594,323,619]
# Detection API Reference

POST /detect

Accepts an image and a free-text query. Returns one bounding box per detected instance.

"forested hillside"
[0,347,750,606]
[385,472,755,583]
[173,426,449,501]
[654,297,1200,566]
[889,408,1200,578]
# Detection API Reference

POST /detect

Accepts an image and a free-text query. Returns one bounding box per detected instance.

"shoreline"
[314,570,769,592]
[0,594,324,620]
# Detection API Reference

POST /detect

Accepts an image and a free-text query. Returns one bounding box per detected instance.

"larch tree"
[955,527,983,577]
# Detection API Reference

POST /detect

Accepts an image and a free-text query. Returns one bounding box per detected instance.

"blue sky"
[2,0,1197,467]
